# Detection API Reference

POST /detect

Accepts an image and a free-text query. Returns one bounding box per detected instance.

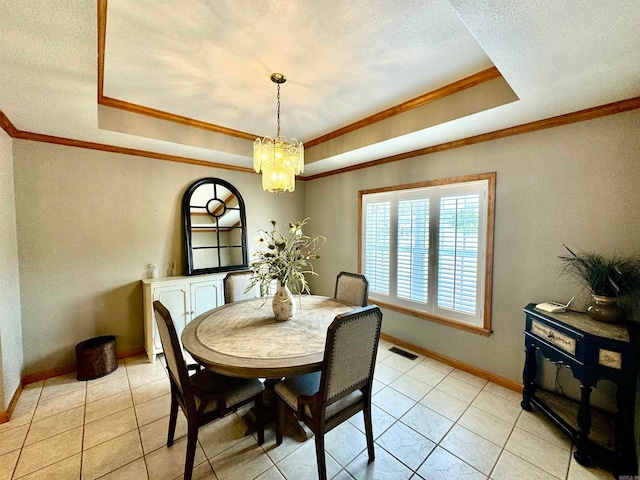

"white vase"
[272,284,296,321]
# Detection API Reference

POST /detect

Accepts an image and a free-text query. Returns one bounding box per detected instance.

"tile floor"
[0,340,616,479]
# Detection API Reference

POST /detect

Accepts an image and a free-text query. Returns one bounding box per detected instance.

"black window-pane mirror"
[182,178,249,275]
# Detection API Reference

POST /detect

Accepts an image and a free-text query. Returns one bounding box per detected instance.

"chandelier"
[253,73,304,193]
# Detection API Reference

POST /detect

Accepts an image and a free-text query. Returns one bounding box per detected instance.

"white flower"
[255,233,267,247]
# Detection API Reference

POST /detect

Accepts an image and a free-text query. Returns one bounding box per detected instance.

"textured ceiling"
[0,1,638,176]
[104,0,493,141]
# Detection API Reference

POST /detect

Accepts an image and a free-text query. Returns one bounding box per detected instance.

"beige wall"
[8,109,640,385]
[12,141,306,374]
[306,109,640,383]
[0,129,23,409]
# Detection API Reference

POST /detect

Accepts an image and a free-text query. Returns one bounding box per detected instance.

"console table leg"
[573,383,592,465]
[615,382,637,475]
[521,344,537,411]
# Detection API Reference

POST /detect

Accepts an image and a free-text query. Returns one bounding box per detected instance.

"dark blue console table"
[522,303,637,476]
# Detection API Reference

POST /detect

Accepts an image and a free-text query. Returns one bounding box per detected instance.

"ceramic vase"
[586,294,621,324]
[272,283,296,321]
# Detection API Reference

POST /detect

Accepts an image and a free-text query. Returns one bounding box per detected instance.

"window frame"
[358,172,495,336]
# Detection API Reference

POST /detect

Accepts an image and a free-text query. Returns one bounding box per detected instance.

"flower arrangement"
[248,218,326,296]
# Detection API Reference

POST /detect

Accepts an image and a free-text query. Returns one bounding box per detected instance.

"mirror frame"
[182,177,249,275]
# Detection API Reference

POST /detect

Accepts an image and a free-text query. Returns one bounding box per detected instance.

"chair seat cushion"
[275,372,363,420]
[190,370,264,412]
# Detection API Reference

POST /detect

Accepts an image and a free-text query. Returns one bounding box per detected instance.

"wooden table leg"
[615,381,637,476]
[573,383,592,465]
[521,344,537,411]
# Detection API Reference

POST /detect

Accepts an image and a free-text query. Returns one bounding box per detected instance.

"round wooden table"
[181,295,357,379]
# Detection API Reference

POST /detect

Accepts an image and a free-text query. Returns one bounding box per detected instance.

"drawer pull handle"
[547,331,555,339]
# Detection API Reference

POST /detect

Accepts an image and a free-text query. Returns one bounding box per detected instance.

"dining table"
[181,294,360,438]
[181,294,358,378]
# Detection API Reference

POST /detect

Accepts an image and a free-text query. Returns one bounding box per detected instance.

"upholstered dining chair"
[274,305,383,480]
[223,270,260,303]
[153,301,265,480]
[334,271,369,307]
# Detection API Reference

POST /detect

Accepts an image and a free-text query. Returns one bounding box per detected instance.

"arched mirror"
[182,178,249,275]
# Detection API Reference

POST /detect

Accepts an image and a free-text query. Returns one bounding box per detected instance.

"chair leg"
[363,401,375,463]
[314,431,327,480]
[167,392,179,447]
[255,394,265,445]
[275,397,284,445]
[183,422,198,480]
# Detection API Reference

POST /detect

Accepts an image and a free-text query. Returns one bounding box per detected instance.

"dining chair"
[223,270,261,303]
[274,305,383,480]
[153,300,265,480]
[334,271,369,307]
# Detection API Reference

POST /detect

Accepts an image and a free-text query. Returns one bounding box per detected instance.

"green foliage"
[559,245,640,298]
[248,218,326,296]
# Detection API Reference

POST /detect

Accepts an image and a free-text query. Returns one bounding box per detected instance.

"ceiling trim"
[0,111,254,172]
[304,66,502,148]
[97,0,106,101]
[0,108,18,137]
[96,1,503,148]
[2,96,638,180]
[96,0,258,141]
[304,95,640,181]
[99,95,259,141]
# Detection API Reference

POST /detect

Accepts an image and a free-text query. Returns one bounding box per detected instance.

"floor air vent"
[388,347,418,360]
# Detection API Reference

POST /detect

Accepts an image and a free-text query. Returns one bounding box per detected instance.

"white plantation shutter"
[397,198,429,303]
[362,178,488,328]
[437,193,480,315]
[364,202,390,294]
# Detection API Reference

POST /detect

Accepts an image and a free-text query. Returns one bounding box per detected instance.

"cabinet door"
[152,285,191,351]
[191,279,224,318]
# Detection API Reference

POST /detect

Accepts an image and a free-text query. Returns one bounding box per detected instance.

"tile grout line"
[80,377,87,479]
[9,383,41,480]
[4,349,598,480]
[126,357,151,480]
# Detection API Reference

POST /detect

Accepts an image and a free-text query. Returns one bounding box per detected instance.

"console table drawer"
[531,319,577,355]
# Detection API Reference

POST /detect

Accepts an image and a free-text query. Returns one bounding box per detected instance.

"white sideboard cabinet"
[142,273,226,362]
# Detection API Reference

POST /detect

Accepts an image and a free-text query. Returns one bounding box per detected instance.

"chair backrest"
[334,271,369,307]
[318,305,382,405]
[153,300,196,410]
[224,270,260,303]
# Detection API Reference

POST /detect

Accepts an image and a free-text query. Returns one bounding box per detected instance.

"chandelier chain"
[276,83,281,138]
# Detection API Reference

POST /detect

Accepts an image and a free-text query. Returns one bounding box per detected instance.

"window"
[360,173,495,335]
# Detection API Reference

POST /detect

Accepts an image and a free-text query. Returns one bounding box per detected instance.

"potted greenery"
[559,245,640,323]
[248,218,325,321]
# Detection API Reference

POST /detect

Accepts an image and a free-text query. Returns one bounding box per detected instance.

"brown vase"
[586,295,621,324]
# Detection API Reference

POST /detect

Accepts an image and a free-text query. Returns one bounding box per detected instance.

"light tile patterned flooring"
[0,340,616,479]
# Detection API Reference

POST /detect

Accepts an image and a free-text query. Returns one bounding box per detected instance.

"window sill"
[371,299,492,337]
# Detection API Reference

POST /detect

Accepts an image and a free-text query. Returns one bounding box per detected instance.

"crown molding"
[99,96,259,141]
[304,95,640,181]
[0,108,18,137]
[2,95,638,179]
[97,0,107,101]
[6,125,254,173]
[304,66,502,148]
